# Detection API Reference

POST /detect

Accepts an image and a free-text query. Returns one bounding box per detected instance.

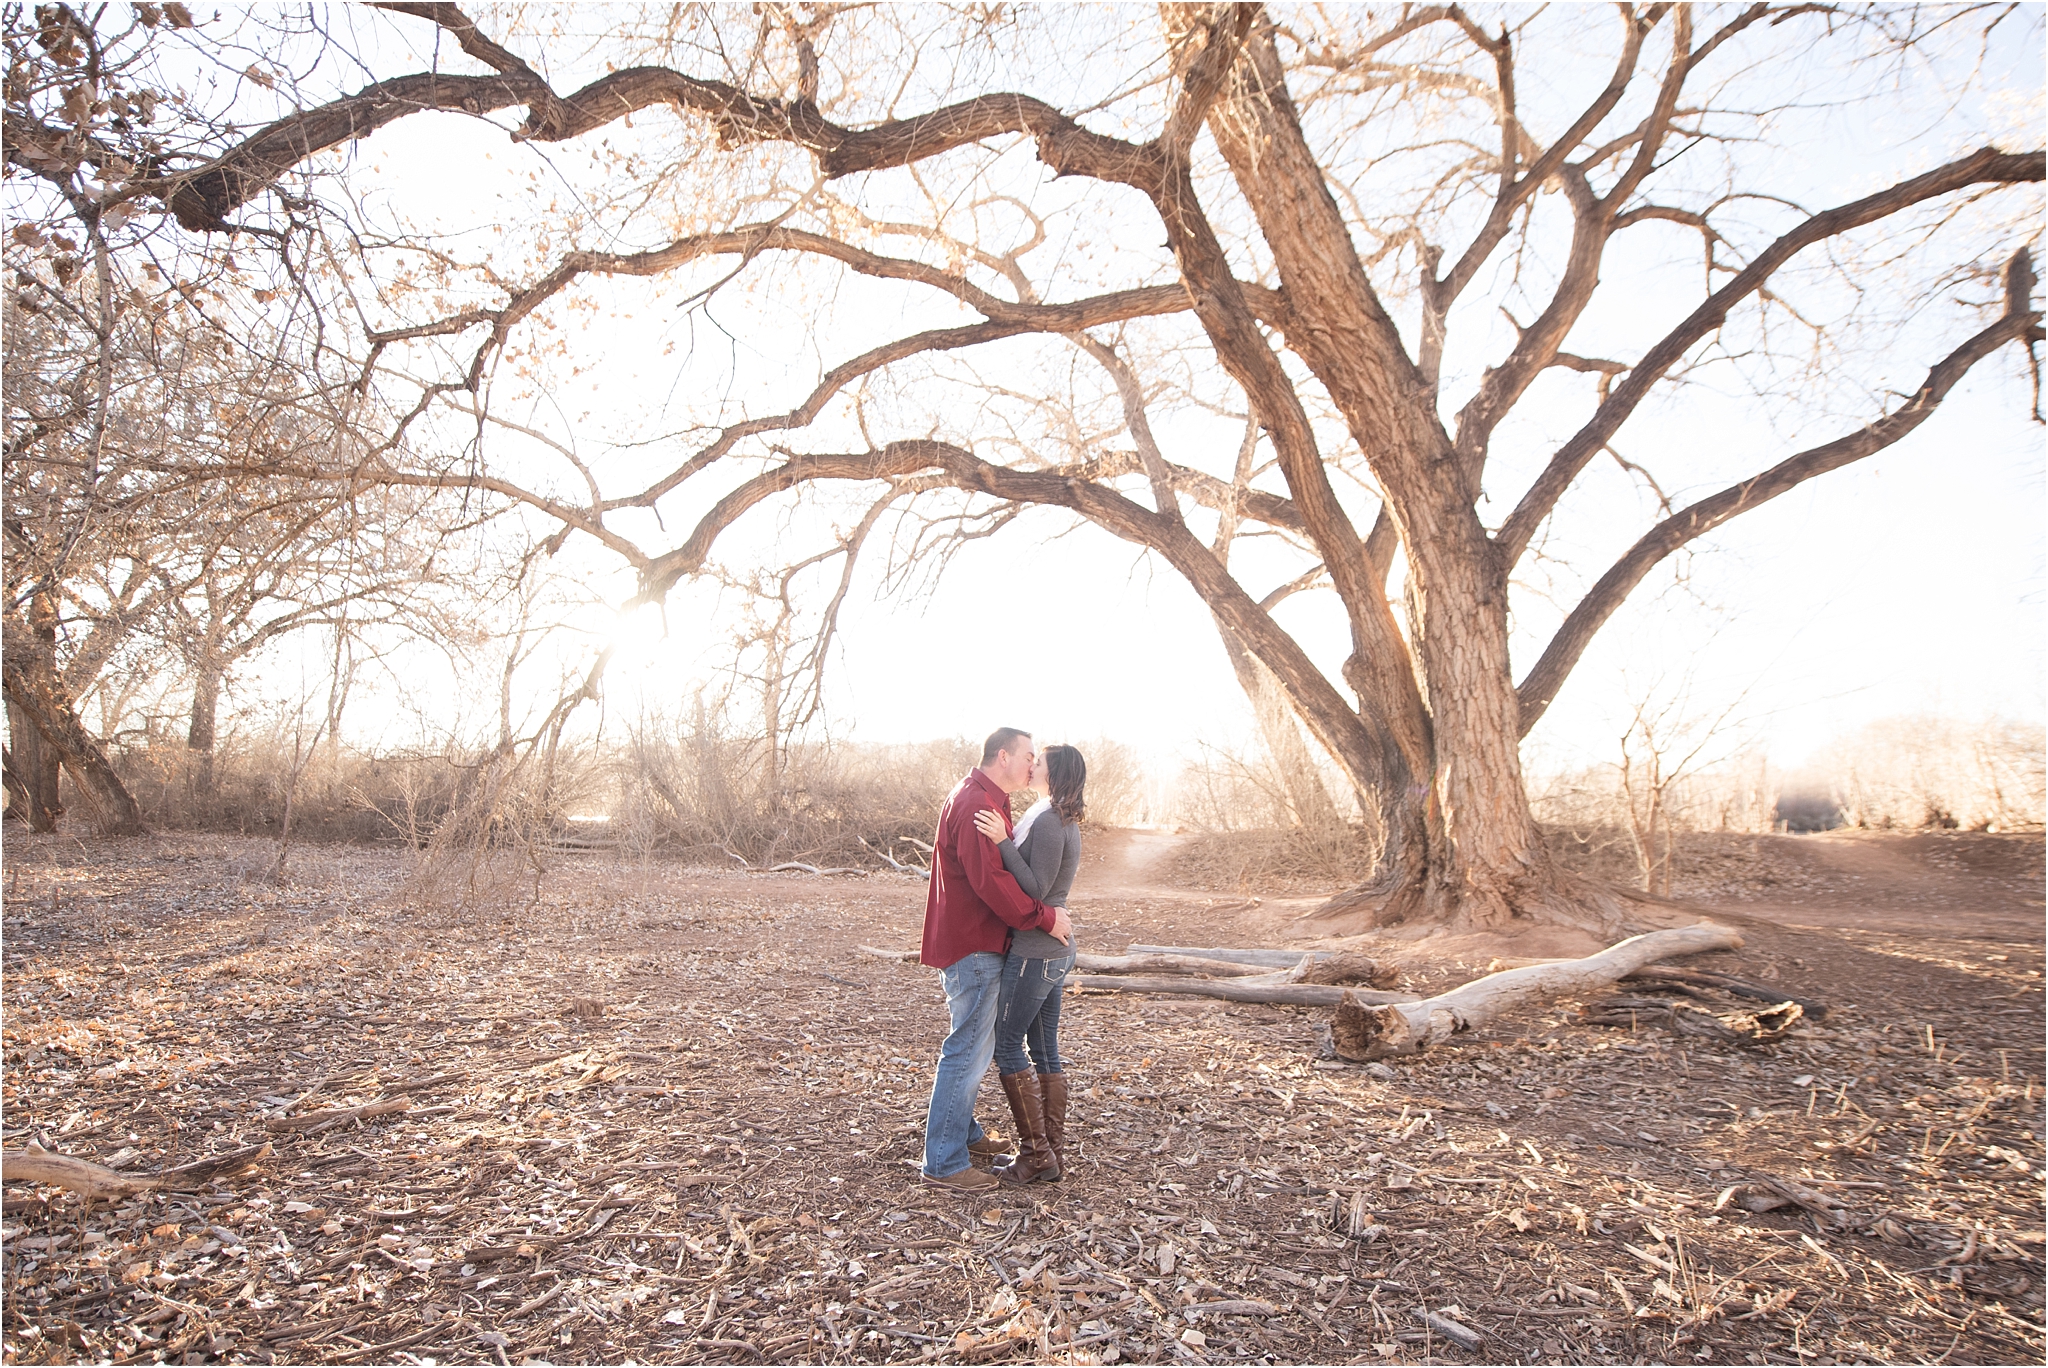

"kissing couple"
[917,727,1089,1190]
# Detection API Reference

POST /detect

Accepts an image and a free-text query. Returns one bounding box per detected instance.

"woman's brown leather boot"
[1038,1071,1068,1179]
[994,1071,1060,1183]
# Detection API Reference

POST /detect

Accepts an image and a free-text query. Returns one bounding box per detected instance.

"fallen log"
[1070,974,1417,1006]
[1076,952,1274,977]
[1122,945,1398,985]
[2,1141,273,1198]
[1328,923,1744,1060]
[1493,957,1827,1021]
[1125,946,1311,967]
[856,836,930,878]
[1287,950,1399,989]
[855,945,1296,979]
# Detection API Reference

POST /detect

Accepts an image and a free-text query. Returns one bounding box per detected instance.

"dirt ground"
[1,827,2041,1366]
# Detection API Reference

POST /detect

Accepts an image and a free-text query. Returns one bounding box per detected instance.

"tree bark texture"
[187,663,222,796]
[5,591,66,832]
[0,653,149,836]
[4,703,62,832]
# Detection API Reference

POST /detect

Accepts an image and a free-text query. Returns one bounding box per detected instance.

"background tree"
[2,3,466,831]
[11,4,2041,933]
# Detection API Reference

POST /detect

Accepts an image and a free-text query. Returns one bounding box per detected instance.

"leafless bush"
[1171,741,1359,827]
[1060,735,1157,828]
[1816,715,2044,831]
[1529,712,2044,891]
[114,737,435,843]
[627,720,975,869]
[1164,742,1379,891]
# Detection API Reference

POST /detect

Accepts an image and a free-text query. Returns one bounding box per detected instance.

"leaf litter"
[1,833,2041,1364]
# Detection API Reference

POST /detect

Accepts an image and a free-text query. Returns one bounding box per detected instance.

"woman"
[971,743,1085,1184]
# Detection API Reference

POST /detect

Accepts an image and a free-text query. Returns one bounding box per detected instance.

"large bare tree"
[11,3,2040,929]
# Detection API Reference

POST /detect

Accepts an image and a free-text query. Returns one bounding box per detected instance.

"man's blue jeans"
[923,951,1004,1179]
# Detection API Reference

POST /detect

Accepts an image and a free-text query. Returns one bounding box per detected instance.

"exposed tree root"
[1307,865,1690,943]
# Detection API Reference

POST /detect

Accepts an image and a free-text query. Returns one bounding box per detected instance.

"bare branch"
[1516,306,2041,735]
[1497,144,2047,566]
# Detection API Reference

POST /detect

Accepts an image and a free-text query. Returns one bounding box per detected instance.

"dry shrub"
[398,739,616,912]
[1529,749,1780,894]
[1531,714,2045,845]
[1533,756,1781,838]
[626,724,976,869]
[1813,714,2044,831]
[114,737,464,843]
[1167,826,1382,894]
[105,711,622,911]
[1164,742,1379,892]
[1064,735,1155,827]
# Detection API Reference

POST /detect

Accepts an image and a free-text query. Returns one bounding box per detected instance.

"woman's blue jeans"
[994,945,1074,1076]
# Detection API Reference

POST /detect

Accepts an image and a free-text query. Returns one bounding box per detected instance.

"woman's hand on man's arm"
[971,808,1008,843]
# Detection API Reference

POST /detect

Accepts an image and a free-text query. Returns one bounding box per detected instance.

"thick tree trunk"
[187,664,222,796]
[0,655,149,836]
[7,593,67,832]
[4,704,63,832]
[1402,500,1565,928]
[1159,13,1610,937]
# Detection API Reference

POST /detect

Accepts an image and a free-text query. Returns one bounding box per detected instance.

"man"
[919,727,1072,1190]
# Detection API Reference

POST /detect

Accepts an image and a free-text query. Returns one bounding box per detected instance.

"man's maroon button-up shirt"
[920,768,1058,969]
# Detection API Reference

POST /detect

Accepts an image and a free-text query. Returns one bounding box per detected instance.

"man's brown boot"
[921,1166,1000,1192]
[1038,1071,1068,1180]
[993,1071,1060,1183]
[967,1126,1011,1163]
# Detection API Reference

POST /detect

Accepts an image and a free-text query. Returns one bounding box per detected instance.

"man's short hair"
[981,727,1031,767]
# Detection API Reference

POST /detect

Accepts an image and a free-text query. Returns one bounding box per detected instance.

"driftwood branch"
[853,944,1398,991]
[2,1142,273,1198]
[1124,945,1348,967]
[1077,952,1274,977]
[1488,957,1828,1021]
[856,836,930,877]
[265,1096,411,1133]
[1330,923,1743,1059]
[1070,975,1416,1007]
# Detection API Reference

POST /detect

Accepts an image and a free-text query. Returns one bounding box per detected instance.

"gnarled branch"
[1497,144,2046,566]
[1516,305,2040,734]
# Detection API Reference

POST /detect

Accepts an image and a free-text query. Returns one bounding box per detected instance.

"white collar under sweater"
[1009,795,1053,848]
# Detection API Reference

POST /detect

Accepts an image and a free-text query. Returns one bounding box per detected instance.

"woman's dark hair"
[1045,744,1087,824]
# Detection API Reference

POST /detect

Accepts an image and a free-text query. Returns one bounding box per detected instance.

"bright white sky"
[249,6,2043,786]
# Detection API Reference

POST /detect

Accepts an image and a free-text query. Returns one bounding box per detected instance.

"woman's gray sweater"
[1000,815,1079,960]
